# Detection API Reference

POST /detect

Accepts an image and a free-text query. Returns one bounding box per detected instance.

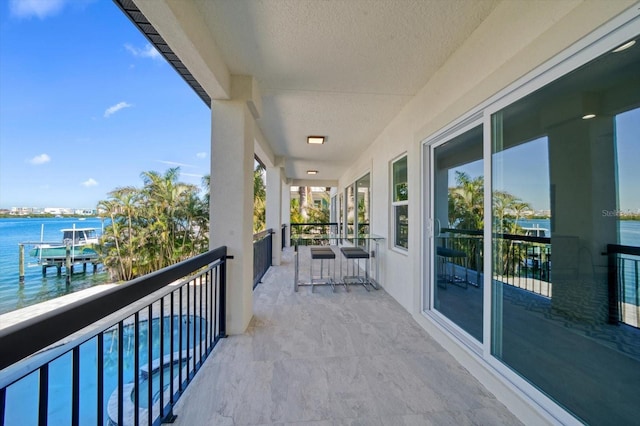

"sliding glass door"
[490,36,640,425]
[428,124,484,342]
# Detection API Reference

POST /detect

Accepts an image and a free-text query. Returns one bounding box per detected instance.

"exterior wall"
[337,1,637,424]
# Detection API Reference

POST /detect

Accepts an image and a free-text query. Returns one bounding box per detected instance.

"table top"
[292,233,384,242]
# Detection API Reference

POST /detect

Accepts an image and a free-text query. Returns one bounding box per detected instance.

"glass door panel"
[490,37,640,424]
[431,125,484,342]
[356,173,370,247]
[345,185,355,240]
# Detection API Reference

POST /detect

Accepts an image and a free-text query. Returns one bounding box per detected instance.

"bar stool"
[436,246,468,289]
[340,247,374,291]
[310,246,336,292]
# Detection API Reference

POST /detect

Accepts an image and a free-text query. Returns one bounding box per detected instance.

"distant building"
[10,207,35,215]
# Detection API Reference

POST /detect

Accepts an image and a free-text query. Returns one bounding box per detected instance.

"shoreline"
[0,282,118,331]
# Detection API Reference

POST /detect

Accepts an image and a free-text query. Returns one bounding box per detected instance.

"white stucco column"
[282,183,291,247]
[548,116,617,324]
[210,97,254,335]
[266,166,283,265]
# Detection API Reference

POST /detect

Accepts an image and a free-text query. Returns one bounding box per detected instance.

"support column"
[548,116,616,324]
[210,94,255,335]
[266,166,283,265]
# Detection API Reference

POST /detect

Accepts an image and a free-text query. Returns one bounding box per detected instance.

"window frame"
[418,9,639,425]
[391,154,408,251]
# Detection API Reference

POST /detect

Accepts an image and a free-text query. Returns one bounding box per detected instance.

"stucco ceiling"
[135,0,502,182]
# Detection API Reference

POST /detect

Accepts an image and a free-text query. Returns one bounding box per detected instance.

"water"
[518,218,640,246]
[0,217,110,315]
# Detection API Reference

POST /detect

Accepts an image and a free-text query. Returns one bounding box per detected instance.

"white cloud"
[104,101,132,118]
[124,43,161,60]
[82,178,98,187]
[196,152,207,159]
[158,160,195,168]
[29,153,51,165]
[9,0,66,19]
[181,173,204,178]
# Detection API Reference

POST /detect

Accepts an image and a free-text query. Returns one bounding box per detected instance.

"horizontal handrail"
[606,244,640,256]
[0,246,228,371]
[441,227,551,244]
[253,228,274,241]
[290,222,338,227]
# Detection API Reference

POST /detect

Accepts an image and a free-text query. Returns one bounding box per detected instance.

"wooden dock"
[19,242,102,284]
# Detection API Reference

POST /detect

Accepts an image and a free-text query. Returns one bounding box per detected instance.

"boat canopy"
[62,228,98,244]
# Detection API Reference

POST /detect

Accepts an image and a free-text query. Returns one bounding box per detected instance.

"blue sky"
[0,0,211,210]
[451,108,640,212]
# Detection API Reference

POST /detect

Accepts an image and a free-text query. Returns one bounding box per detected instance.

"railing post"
[0,387,6,426]
[39,365,49,426]
[268,230,274,266]
[219,256,228,338]
[607,244,620,325]
[281,225,286,250]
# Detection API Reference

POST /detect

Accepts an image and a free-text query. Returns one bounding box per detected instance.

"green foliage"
[448,172,484,230]
[396,182,408,202]
[448,171,532,232]
[254,163,266,233]
[290,187,330,224]
[448,171,533,276]
[97,167,209,281]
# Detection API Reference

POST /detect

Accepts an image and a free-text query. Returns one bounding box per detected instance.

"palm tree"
[298,186,310,221]
[447,172,532,275]
[97,168,209,281]
[253,163,266,232]
[448,172,484,230]
[97,186,140,280]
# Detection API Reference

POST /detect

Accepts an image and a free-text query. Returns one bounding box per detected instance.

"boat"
[29,227,100,263]
[522,225,549,238]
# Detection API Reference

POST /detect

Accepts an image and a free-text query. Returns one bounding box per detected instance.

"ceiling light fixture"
[612,40,635,53]
[307,170,318,175]
[307,136,325,145]
[582,114,596,120]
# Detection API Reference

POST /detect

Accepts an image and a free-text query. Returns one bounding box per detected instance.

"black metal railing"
[606,244,640,328]
[290,222,339,246]
[253,229,273,289]
[440,228,552,297]
[0,246,228,426]
[281,224,287,250]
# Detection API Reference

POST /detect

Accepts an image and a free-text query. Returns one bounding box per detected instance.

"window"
[355,173,370,236]
[344,173,371,242]
[391,156,408,249]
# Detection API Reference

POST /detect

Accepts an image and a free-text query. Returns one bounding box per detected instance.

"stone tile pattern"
[172,248,522,425]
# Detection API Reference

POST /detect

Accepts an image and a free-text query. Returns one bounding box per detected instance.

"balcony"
[0,241,523,425]
[164,247,522,425]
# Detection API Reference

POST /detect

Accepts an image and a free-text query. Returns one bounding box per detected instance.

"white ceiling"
[191,0,501,182]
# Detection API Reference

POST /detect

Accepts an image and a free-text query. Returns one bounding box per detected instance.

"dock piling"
[65,243,71,285]
[19,244,25,283]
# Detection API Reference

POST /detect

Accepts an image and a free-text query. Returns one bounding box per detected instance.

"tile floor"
[171,248,522,425]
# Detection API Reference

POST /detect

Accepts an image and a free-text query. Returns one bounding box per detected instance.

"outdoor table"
[292,233,384,291]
